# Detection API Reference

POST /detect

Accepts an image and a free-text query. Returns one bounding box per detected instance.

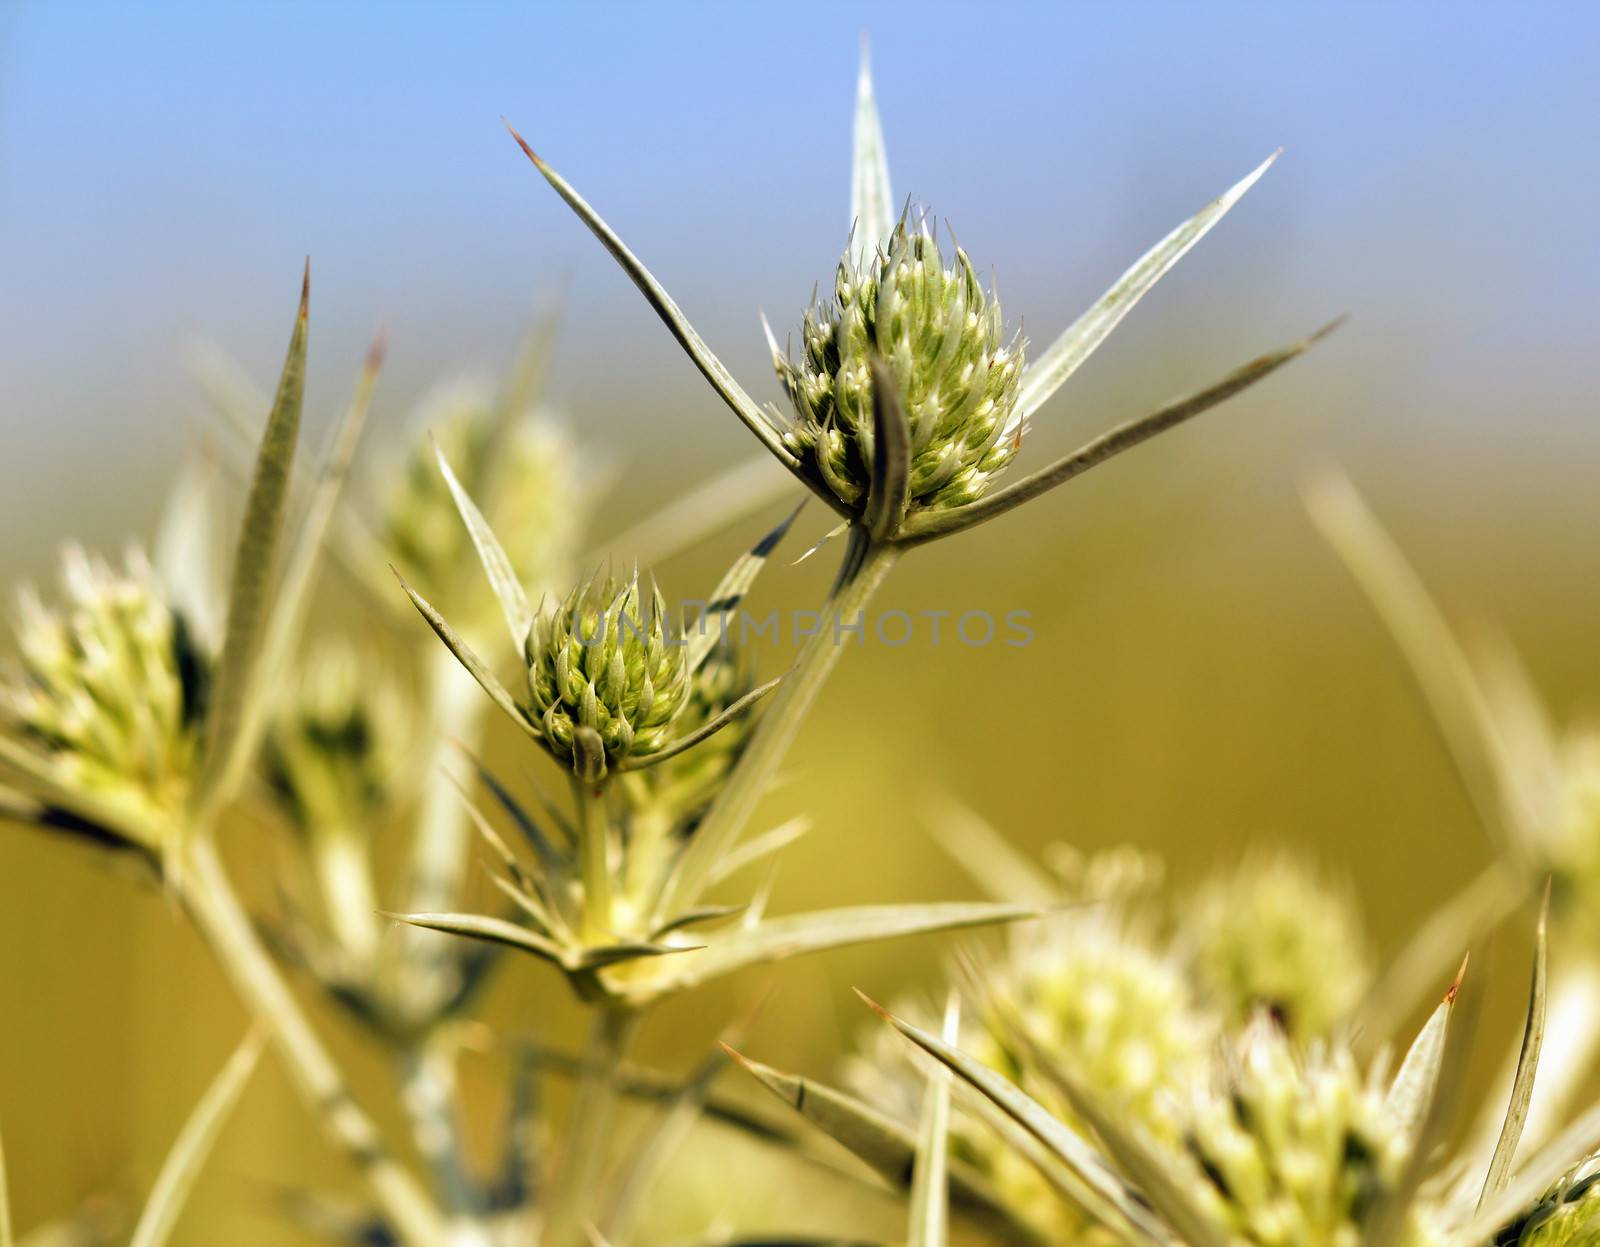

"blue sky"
[3,2,1599,556]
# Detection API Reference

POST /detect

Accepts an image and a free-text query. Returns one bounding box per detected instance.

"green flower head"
[524,573,691,778]
[1,546,208,849]
[775,213,1025,516]
[1498,1161,1600,1246]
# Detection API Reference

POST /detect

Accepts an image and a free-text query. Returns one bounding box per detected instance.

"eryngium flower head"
[775,214,1024,515]
[1180,1016,1443,1247]
[525,574,690,775]
[1497,1159,1600,1246]
[262,640,412,834]
[1181,850,1372,1040]
[2,546,207,847]
[381,380,583,622]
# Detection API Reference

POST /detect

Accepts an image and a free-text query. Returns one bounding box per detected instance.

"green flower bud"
[1181,850,1372,1040]
[262,640,412,835]
[1,546,207,848]
[776,215,1025,516]
[1180,1016,1445,1247]
[381,380,584,623]
[524,574,690,777]
[1497,1160,1600,1246]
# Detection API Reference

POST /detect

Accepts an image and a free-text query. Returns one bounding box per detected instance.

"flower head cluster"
[382,380,583,620]
[1181,852,1372,1039]
[1179,1016,1443,1247]
[262,640,412,835]
[775,215,1024,516]
[525,574,690,777]
[2,546,207,847]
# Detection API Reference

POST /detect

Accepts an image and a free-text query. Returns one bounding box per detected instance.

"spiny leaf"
[907,996,957,1247]
[588,453,798,570]
[904,318,1341,543]
[687,502,804,672]
[863,357,910,542]
[434,436,532,648]
[617,675,785,771]
[1480,885,1549,1206]
[129,1028,265,1247]
[230,328,383,797]
[706,816,813,887]
[860,994,1165,1246]
[1017,152,1279,420]
[390,911,568,966]
[1386,957,1467,1140]
[394,570,537,743]
[1018,1028,1229,1247]
[924,796,1059,905]
[191,266,310,824]
[632,901,1044,1000]
[505,123,814,480]
[849,37,894,266]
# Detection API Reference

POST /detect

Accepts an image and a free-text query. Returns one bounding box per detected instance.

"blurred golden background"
[3,2,1600,1241]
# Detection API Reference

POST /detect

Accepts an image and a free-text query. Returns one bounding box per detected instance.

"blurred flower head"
[1,545,208,851]
[381,379,585,625]
[262,638,413,836]
[1180,849,1372,1040]
[1180,1015,1442,1247]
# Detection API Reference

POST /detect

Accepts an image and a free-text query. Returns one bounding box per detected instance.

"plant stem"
[655,531,901,918]
[181,834,447,1247]
[546,1005,639,1246]
[313,827,383,969]
[571,774,614,942]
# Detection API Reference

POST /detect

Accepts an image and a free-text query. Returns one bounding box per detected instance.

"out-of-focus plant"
[1307,472,1600,1168]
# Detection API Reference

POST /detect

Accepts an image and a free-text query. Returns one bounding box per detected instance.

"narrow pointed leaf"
[434,438,532,647]
[1386,960,1465,1139]
[907,997,957,1247]
[1457,1095,1600,1246]
[1480,886,1549,1206]
[505,126,809,475]
[129,1028,265,1247]
[589,454,798,570]
[618,675,784,771]
[859,995,1166,1245]
[390,911,569,967]
[904,319,1340,543]
[850,39,894,266]
[635,902,1044,999]
[707,817,813,887]
[925,797,1059,905]
[229,331,383,797]
[395,570,538,743]
[863,357,910,542]
[191,268,310,821]
[1019,1029,1230,1247]
[687,503,804,671]
[1017,152,1279,419]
